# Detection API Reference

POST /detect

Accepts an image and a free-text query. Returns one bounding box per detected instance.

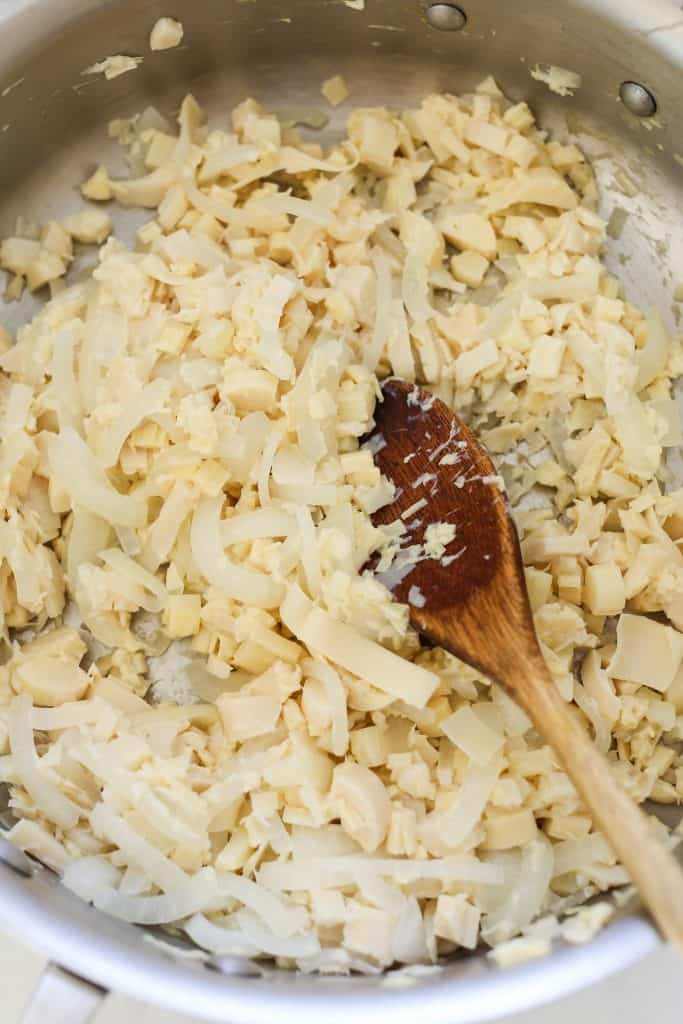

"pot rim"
[0,861,660,1024]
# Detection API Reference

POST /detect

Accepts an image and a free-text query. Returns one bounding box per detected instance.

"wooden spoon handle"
[513,658,683,954]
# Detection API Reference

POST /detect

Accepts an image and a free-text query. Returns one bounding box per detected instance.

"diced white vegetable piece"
[222,364,279,412]
[581,651,620,727]
[12,655,89,707]
[450,251,489,288]
[0,237,41,274]
[441,705,504,765]
[343,903,393,963]
[528,335,566,379]
[164,594,201,638]
[150,17,184,51]
[637,309,670,389]
[438,212,497,258]
[217,694,281,743]
[454,339,499,386]
[84,56,143,80]
[530,64,582,97]
[434,894,481,948]
[281,586,438,708]
[81,166,113,201]
[584,562,625,616]
[464,119,509,156]
[321,75,349,107]
[649,399,682,447]
[613,397,662,478]
[608,614,683,692]
[483,808,538,850]
[348,109,398,172]
[63,210,113,244]
[330,762,391,852]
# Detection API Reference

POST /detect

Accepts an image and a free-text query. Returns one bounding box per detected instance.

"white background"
[1,926,681,1024]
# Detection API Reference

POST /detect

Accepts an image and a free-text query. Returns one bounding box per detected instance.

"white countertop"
[2,923,682,1024]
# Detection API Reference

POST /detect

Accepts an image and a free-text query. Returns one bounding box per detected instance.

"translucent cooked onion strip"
[365,246,392,372]
[220,508,296,546]
[252,193,334,226]
[48,428,147,527]
[482,836,553,944]
[97,379,170,467]
[258,855,504,891]
[307,657,348,756]
[49,325,82,432]
[187,910,321,958]
[217,872,309,937]
[190,496,285,608]
[434,752,502,849]
[90,802,188,891]
[140,481,195,572]
[8,695,81,829]
[64,859,219,924]
[31,698,109,731]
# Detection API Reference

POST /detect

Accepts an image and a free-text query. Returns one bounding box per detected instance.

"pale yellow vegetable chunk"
[81,166,113,202]
[438,211,497,259]
[441,705,504,765]
[450,251,489,288]
[281,587,438,708]
[484,808,538,850]
[608,614,683,692]
[330,762,391,852]
[584,562,625,616]
[528,335,566,379]
[12,656,89,707]
[434,894,481,948]
[216,694,281,743]
[163,594,202,638]
[63,210,113,245]
[150,17,184,51]
[454,339,499,386]
[321,75,350,107]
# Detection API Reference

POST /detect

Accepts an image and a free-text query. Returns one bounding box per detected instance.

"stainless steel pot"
[1,0,682,1020]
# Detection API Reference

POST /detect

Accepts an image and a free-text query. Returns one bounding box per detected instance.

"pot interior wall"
[0,0,683,333]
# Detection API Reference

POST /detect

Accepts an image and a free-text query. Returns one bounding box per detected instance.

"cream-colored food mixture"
[0,77,682,971]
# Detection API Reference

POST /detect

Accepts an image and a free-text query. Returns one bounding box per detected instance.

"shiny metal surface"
[425,4,468,31]
[0,0,682,1020]
[619,80,658,117]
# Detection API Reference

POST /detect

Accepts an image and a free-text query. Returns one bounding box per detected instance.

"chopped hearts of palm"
[0,75,682,971]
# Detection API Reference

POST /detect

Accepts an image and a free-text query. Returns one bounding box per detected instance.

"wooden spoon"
[367,377,683,953]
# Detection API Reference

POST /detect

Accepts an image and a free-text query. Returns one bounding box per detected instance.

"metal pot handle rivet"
[619,81,657,117]
[425,3,467,31]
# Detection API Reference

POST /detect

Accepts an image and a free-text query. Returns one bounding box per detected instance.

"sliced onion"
[90,802,188,891]
[8,695,81,829]
[190,496,284,609]
[48,428,147,527]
